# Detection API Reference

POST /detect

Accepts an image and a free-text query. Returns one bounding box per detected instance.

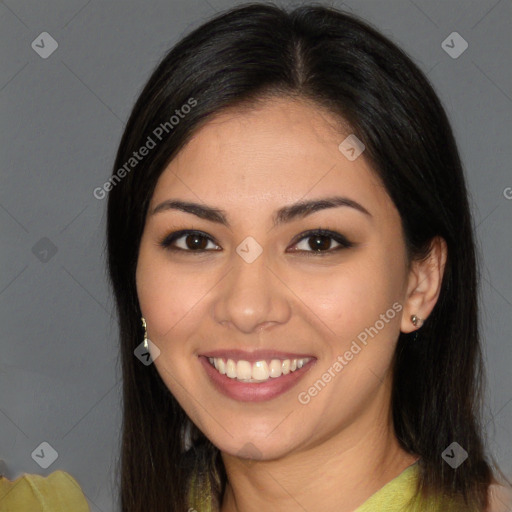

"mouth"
[198,350,316,402]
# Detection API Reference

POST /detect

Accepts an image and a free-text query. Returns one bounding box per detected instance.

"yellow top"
[0,470,90,512]
[3,462,503,511]
[352,462,470,512]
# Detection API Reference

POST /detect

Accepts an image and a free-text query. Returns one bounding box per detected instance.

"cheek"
[292,252,404,343]
[136,246,215,341]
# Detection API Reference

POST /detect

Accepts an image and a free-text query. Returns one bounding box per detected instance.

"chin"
[203,424,304,462]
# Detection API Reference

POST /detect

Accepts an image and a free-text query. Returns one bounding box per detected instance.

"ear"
[400,236,448,334]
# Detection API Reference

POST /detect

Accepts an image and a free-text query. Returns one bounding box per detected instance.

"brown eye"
[288,229,353,255]
[305,234,334,251]
[160,230,220,252]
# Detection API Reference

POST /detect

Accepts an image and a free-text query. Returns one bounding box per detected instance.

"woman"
[104,2,512,511]
[1,3,509,512]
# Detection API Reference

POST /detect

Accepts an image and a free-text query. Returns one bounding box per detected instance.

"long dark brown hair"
[106,3,506,510]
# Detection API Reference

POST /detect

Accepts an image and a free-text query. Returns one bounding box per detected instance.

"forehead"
[150,97,393,219]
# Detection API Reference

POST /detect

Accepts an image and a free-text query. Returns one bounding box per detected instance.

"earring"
[410,314,424,327]
[141,317,148,350]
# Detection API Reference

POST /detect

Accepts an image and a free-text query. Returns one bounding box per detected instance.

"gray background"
[0,0,510,510]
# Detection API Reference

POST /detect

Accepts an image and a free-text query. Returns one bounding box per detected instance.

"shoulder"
[486,481,512,512]
[0,469,90,511]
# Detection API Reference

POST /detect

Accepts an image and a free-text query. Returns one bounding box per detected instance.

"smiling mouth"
[207,356,313,383]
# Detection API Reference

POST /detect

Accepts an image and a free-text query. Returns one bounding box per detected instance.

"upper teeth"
[207,357,311,382]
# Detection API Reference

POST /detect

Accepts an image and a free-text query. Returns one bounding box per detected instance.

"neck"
[219,382,418,512]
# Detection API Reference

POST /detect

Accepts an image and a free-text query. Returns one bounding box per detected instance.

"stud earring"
[410,314,424,327]
[141,317,148,350]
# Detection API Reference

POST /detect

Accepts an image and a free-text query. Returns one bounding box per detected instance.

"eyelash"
[159,228,354,256]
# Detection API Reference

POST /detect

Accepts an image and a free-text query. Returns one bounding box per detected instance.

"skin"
[136,96,447,512]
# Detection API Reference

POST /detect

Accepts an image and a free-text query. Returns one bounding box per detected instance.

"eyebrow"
[150,195,372,227]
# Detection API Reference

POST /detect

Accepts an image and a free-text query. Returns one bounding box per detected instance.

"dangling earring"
[141,317,148,350]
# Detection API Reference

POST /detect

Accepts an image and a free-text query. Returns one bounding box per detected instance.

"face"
[136,97,413,460]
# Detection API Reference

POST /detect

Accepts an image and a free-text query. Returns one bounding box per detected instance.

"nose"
[212,250,291,334]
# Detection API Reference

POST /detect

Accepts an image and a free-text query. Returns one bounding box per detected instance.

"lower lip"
[199,356,316,402]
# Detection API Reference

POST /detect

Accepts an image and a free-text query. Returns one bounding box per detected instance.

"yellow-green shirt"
[0,470,90,512]
[353,462,470,512]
